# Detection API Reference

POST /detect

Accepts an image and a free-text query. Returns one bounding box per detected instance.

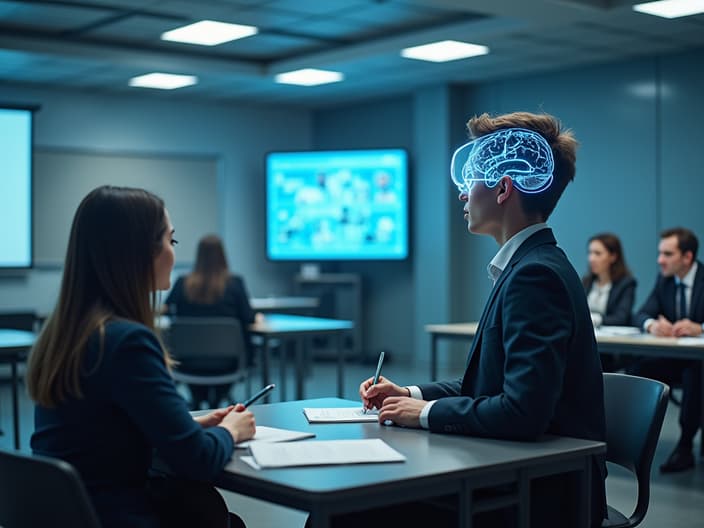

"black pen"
[240,384,276,408]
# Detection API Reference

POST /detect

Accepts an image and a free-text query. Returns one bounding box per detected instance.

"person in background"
[632,227,704,473]
[582,233,636,328]
[582,233,636,371]
[27,185,255,528]
[164,234,262,409]
[357,112,606,528]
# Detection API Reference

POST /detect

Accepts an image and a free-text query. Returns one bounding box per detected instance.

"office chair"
[0,448,101,527]
[0,311,37,332]
[601,372,669,528]
[166,317,252,409]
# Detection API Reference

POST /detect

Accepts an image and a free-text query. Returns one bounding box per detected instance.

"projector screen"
[0,106,33,269]
[266,148,409,261]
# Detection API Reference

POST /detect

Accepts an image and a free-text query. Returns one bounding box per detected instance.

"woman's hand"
[218,404,256,444]
[193,405,237,428]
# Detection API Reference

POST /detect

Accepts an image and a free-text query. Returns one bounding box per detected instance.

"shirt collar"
[487,223,549,282]
[678,262,698,289]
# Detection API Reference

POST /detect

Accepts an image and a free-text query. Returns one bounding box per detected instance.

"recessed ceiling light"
[128,73,198,90]
[274,68,344,86]
[401,40,489,62]
[161,20,258,46]
[633,0,704,18]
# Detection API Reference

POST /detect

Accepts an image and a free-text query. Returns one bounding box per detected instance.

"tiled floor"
[2,359,702,527]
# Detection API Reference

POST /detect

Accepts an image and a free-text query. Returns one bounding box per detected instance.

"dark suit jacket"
[584,275,637,326]
[418,228,606,524]
[634,261,704,328]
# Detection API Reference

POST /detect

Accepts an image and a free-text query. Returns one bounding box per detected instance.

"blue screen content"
[267,149,408,261]
[0,108,32,268]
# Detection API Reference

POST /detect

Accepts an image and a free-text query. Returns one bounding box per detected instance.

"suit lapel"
[690,261,704,319]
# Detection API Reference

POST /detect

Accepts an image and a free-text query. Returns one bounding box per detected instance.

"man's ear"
[496,175,514,205]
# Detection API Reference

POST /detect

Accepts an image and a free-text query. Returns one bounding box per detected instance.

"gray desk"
[425,322,704,432]
[0,329,36,449]
[249,315,353,401]
[217,397,605,528]
[250,296,319,314]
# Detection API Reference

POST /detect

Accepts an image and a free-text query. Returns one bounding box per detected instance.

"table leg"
[280,342,288,402]
[262,338,271,403]
[337,332,344,398]
[12,359,20,450]
[431,334,438,381]
[295,338,304,400]
[459,480,474,528]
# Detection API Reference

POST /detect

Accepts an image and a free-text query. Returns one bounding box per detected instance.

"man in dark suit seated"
[632,227,704,473]
[359,111,606,528]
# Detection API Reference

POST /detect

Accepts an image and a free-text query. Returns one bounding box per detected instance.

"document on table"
[248,438,406,468]
[235,425,315,448]
[303,407,379,423]
[596,325,641,337]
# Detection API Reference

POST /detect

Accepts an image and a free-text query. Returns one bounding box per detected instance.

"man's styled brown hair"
[467,112,578,220]
[661,227,699,260]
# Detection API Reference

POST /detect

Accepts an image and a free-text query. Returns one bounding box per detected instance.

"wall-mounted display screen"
[266,149,409,261]
[0,107,33,269]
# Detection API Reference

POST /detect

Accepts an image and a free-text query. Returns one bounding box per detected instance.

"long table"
[425,322,704,431]
[0,329,35,450]
[216,397,605,528]
[248,314,353,401]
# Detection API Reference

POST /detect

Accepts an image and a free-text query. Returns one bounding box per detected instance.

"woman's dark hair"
[581,232,631,288]
[27,185,171,407]
[185,234,229,304]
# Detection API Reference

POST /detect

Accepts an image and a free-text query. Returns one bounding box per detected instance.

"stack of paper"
[235,426,315,448]
[303,407,379,423]
[248,438,406,468]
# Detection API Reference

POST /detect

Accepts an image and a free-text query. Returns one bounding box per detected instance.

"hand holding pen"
[359,352,409,412]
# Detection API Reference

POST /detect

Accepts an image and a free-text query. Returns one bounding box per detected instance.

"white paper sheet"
[595,325,642,336]
[249,438,406,468]
[303,407,379,423]
[235,425,315,448]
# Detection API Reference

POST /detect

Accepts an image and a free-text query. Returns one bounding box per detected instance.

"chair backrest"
[167,317,247,374]
[0,448,101,527]
[0,311,36,332]
[603,372,669,527]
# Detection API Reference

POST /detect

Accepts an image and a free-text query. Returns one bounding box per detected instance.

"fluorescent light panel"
[275,68,344,86]
[128,73,198,90]
[161,20,258,46]
[401,40,489,62]
[633,0,704,18]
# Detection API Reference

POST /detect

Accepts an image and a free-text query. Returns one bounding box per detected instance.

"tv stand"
[293,273,362,361]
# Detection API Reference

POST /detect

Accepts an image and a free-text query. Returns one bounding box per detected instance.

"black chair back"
[0,311,36,332]
[602,372,669,528]
[0,448,101,527]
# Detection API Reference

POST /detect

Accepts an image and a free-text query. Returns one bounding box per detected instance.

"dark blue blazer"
[583,274,637,326]
[32,321,234,528]
[634,261,704,328]
[418,228,606,522]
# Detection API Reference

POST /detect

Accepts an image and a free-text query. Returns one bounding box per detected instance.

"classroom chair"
[601,372,669,527]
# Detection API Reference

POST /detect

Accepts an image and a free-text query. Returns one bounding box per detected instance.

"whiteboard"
[33,148,219,266]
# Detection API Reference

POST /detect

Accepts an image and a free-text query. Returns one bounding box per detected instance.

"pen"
[364,351,385,413]
[240,384,276,408]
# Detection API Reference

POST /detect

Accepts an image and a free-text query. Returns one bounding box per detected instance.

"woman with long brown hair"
[164,234,260,408]
[581,232,637,328]
[27,186,254,528]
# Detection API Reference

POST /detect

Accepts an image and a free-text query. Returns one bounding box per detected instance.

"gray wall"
[0,85,312,314]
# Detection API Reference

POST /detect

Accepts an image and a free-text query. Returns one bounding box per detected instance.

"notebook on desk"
[303,407,379,423]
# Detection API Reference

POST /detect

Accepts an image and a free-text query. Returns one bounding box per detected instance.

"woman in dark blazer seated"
[164,235,261,408]
[582,233,636,370]
[28,186,255,528]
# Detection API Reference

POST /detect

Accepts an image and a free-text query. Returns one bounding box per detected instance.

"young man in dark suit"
[360,112,606,528]
[633,227,704,473]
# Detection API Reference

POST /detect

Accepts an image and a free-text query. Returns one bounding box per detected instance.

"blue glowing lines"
[451,128,554,194]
